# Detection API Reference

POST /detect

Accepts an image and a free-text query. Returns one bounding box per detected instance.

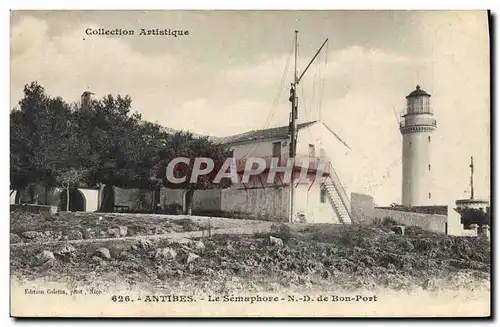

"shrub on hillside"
[270,223,292,243]
[10,211,53,234]
[173,218,200,232]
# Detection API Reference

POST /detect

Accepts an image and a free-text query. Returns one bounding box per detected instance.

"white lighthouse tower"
[400,85,437,206]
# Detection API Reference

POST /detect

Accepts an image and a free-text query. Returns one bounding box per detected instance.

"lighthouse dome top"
[406,85,431,98]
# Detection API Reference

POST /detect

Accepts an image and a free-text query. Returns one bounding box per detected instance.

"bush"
[372,217,399,227]
[382,217,398,226]
[173,218,200,232]
[270,223,292,243]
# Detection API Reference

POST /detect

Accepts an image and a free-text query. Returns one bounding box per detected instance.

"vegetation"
[10,82,232,212]
[10,213,490,293]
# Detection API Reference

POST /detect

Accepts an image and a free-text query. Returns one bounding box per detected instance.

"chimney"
[81,91,94,110]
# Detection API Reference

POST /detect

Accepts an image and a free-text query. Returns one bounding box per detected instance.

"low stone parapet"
[10,204,58,216]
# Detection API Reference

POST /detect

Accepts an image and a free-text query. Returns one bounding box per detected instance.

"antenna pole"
[288,32,329,223]
[470,156,475,200]
[294,31,298,84]
[289,31,299,223]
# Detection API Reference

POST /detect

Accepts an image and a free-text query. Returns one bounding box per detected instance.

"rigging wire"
[319,40,328,122]
[300,82,314,141]
[365,157,401,194]
[307,52,321,123]
[239,37,295,159]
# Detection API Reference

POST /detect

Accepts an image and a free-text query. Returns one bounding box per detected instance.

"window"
[320,187,327,203]
[429,192,432,199]
[272,141,281,158]
[428,164,431,171]
[308,144,315,158]
[428,136,431,143]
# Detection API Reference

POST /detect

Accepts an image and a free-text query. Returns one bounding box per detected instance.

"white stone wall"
[229,137,289,158]
[160,188,184,207]
[78,189,99,212]
[10,190,17,204]
[221,184,289,221]
[293,182,340,224]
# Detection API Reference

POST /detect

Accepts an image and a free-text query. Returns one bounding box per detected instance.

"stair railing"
[327,162,358,223]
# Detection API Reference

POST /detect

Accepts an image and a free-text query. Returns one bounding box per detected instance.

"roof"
[216,121,319,145]
[406,85,431,98]
[455,199,489,204]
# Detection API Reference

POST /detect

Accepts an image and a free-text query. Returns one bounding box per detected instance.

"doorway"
[183,189,194,215]
[60,189,86,212]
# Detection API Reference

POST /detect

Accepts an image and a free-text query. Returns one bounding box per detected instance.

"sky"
[9,10,490,205]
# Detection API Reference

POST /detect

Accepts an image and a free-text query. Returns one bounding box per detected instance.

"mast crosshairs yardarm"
[288,31,328,223]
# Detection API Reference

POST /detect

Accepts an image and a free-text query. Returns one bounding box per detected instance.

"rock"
[92,256,107,266]
[131,238,154,252]
[83,229,95,239]
[107,228,120,238]
[186,252,199,264]
[270,236,284,247]
[10,233,23,244]
[68,230,83,240]
[171,225,185,233]
[192,241,205,251]
[118,251,135,261]
[119,226,128,237]
[390,225,406,235]
[99,231,107,238]
[55,231,63,240]
[154,247,177,261]
[55,243,76,259]
[95,247,111,260]
[155,227,169,235]
[21,231,44,239]
[35,250,55,265]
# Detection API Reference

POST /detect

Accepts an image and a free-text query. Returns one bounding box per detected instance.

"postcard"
[10,9,491,318]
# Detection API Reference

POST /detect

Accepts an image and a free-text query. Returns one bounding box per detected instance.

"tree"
[150,132,233,214]
[56,168,88,211]
[10,83,76,200]
[10,82,233,213]
[75,94,151,211]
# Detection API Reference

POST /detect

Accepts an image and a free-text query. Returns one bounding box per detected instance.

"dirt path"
[10,221,275,248]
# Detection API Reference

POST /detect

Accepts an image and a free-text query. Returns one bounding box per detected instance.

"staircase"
[323,163,356,224]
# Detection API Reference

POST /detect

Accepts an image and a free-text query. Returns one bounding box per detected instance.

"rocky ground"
[10,211,491,295]
[9,211,256,244]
